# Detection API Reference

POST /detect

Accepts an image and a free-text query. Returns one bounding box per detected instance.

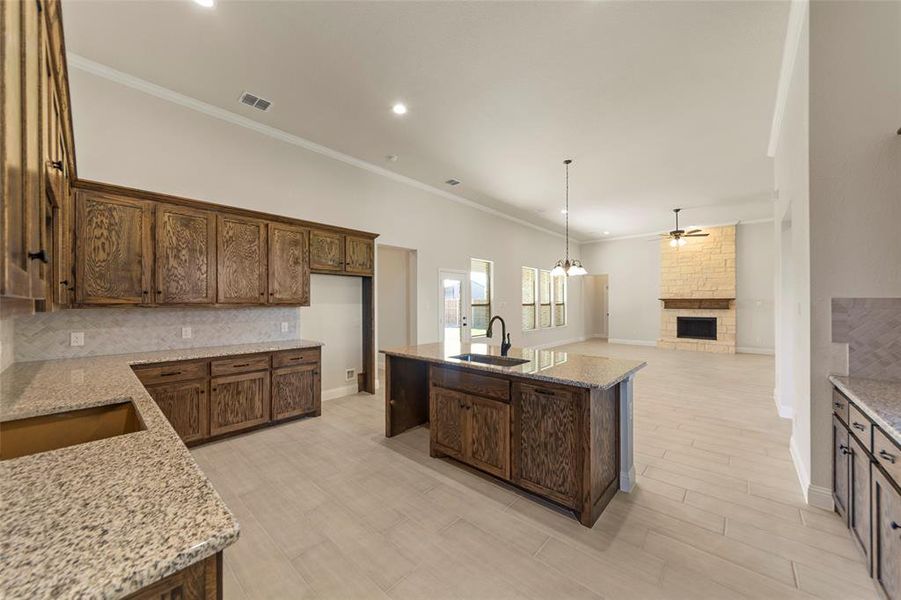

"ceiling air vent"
[239,91,272,112]
[445,179,461,186]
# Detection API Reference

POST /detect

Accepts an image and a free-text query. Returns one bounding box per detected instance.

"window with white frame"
[521,267,567,330]
[470,258,492,337]
[522,267,537,330]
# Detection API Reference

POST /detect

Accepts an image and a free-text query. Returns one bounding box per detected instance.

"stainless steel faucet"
[486,315,512,356]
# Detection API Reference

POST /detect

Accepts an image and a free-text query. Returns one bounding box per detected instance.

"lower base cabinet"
[210,370,270,437]
[871,466,901,600]
[271,363,320,421]
[125,552,221,600]
[146,379,209,443]
[430,386,510,479]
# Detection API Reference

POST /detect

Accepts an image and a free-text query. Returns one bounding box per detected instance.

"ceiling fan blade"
[685,229,702,234]
[684,233,709,237]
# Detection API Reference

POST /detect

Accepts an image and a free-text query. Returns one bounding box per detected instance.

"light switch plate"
[281,322,289,333]
[181,327,192,339]
[70,332,84,347]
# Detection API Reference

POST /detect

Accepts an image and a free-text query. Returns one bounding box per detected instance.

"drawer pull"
[852,422,866,432]
[879,450,897,464]
[532,387,557,397]
[891,521,900,530]
[833,402,843,409]
[289,357,302,361]
[839,444,853,456]
[161,371,182,377]
[232,363,250,368]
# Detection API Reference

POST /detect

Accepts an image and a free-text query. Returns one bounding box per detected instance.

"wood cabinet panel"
[273,347,320,368]
[848,433,871,563]
[833,388,850,425]
[875,428,901,485]
[430,366,510,401]
[467,394,510,480]
[833,414,850,523]
[133,360,208,386]
[271,363,319,421]
[22,0,43,298]
[210,354,270,377]
[430,387,466,459]
[513,383,581,507]
[871,466,901,600]
[849,403,873,451]
[75,191,152,304]
[146,379,209,444]
[125,552,220,600]
[268,223,309,305]
[156,204,216,304]
[217,214,266,304]
[309,229,344,272]
[210,370,270,436]
[345,235,373,276]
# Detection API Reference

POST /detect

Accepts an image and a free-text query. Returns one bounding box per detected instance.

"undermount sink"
[450,353,529,367]
[0,401,144,460]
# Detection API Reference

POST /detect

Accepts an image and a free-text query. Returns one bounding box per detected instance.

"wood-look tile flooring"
[191,341,877,599]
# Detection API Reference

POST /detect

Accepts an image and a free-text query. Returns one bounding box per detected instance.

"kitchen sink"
[0,401,144,460]
[450,353,530,367]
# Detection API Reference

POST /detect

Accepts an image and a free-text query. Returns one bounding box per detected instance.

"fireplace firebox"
[677,317,717,341]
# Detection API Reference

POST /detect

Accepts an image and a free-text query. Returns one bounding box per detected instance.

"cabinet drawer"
[848,403,873,450]
[210,354,270,376]
[874,427,901,485]
[833,388,850,424]
[133,361,208,386]
[430,365,510,402]
[273,348,321,368]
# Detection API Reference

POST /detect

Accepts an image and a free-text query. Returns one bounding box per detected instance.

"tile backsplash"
[13,306,301,362]
[832,297,901,381]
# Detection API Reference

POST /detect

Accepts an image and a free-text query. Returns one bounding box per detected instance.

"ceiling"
[62,1,789,240]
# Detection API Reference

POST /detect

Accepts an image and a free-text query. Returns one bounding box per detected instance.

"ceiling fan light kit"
[551,159,588,277]
[660,208,709,248]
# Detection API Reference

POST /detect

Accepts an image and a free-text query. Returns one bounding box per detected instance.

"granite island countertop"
[830,375,901,445]
[381,341,646,389]
[0,339,322,599]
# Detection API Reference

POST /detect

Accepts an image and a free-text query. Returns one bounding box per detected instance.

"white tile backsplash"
[13,306,302,362]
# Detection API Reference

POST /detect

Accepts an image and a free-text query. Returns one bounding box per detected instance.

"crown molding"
[67,54,567,240]
[767,0,809,158]
[581,217,774,244]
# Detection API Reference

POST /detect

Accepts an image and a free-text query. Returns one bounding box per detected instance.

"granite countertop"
[0,339,322,599]
[381,341,646,390]
[830,375,901,445]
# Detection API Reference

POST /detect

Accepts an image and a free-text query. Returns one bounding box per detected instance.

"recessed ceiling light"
[603,231,610,235]
[193,0,215,7]
[392,103,408,115]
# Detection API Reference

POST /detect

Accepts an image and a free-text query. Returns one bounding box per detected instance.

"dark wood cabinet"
[210,370,270,437]
[871,465,901,600]
[146,379,209,444]
[833,414,851,523]
[467,394,510,479]
[848,432,871,563]
[345,235,374,276]
[217,214,266,304]
[125,552,220,600]
[309,229,344,272]
[430,387,467,459]
[156,204,216,305]
[75,191,152,305]
[512,382,581,508]
[271,363,320,421]
[268,223,309,305]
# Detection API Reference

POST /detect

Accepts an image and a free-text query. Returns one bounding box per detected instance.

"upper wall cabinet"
[268,223,309,305]
[217,214,267,304]
[309,229,345,273]
[75,191,152,305]
[156,204,216,305]
[345,235,374,276]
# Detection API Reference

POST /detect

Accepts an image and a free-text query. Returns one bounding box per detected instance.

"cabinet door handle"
[891,521,900,530]
[27,249,48,263]
[852,422,866,432]
[50,160,63,171]
[839,444,853,456]
[834,402,843,409]
[879,450,896,464]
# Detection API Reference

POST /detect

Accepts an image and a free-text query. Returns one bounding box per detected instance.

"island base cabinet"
[430,387,466,460]
[872,466,901,600]
[271,363,320,421]
[125,552,221,600]
[430,387,510,479]
[210,371,270,437]
[146,379,209,444]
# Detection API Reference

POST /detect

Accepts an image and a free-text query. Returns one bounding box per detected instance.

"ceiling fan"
[658,208,708,247]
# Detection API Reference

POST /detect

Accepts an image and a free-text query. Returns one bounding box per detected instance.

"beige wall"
[377,246,416,354]
[581,274,608,338]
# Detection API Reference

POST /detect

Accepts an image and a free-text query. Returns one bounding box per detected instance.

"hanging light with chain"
[551,159,587,277]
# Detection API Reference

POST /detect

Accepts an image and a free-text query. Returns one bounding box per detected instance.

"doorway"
[377,245,417,360]
[583,274,609,339]
[438,269,470,343]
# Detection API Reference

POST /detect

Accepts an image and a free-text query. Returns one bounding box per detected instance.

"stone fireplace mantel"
[659,298,734,310]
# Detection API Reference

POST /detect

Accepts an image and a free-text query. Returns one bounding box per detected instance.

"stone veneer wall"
[13,306,301,362]
[657,225,737,353]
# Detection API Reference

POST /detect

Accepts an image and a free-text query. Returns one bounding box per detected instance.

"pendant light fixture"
[551,159,587,277]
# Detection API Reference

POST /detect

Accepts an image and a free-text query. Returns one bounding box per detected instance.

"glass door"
[438,269,470,344]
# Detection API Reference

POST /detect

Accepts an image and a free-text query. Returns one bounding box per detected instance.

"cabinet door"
[466,395,510,480]
[833,415,850,523]
[146,379,209,444]
[75,191,152,305]
[210,370,270,436]
[848,433,871,563]
[268,223,309,305]
[156,204,216,304]
[430,387,466,459]
[271,363,320,421]
[309,230,344,272]
[345,235,373,276]
[871,466,901,600]
[217,214,266,304]
[513,383,581,508]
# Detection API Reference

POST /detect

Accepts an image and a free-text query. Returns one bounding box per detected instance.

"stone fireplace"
[657,225,736,353]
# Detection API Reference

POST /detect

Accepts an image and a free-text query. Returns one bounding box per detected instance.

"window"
[470,258,492,337]
[522,267,537,330]
[521,266,567,330]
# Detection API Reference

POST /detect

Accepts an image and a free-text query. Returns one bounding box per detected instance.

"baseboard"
[789,434,810,500]
[608,338,657,347]
[322,383,359,401]
[737,346,776,355]
[807,484,835,511]
[773,387,793,419]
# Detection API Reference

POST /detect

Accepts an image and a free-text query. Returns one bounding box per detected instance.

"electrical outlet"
[181,327,192,339]
[70,332,84,347]
[281,322,289,333]
[345,368,355,382]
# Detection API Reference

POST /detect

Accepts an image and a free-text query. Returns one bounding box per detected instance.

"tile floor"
[191,340,877,599]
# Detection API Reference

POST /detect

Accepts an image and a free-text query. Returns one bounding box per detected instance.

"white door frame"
[437,268,470,343]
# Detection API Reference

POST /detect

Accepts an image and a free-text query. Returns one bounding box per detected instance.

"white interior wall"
[736,221,776,353]
[62,68,585,393]
[377,245,416,365]
[581,274,609,338]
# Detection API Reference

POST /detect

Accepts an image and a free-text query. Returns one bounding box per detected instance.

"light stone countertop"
[830,375,901,445]
[381,341,646,389]
[0,339,322,599]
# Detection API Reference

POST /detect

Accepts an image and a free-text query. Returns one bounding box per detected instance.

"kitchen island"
[381,342,646,527]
